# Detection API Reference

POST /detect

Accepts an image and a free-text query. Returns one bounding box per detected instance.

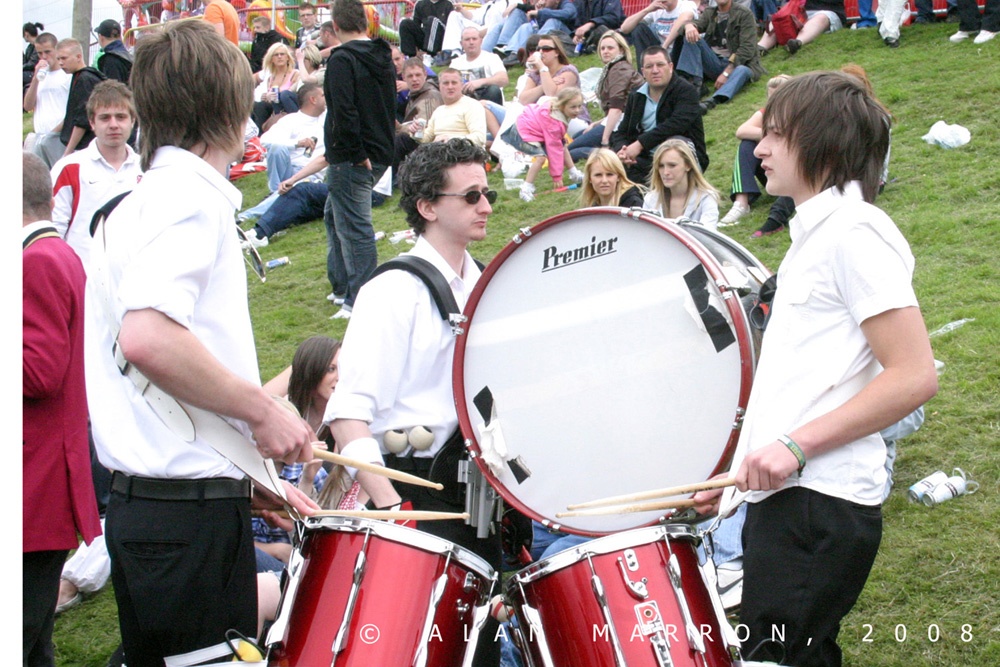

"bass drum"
[453,209,771,536]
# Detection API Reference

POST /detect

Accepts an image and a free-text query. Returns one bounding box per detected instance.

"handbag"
[768,0,808,46]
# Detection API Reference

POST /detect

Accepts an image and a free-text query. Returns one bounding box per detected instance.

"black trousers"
[105,490,257,667]
[741,487,882,667]
[399,17,447,56]
[23,549,68,667]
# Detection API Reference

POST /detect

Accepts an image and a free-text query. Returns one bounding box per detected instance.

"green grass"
[48,21,999,665]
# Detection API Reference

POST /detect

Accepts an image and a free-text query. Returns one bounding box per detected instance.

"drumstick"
[258,509,470,521]
[566,477,737,510]
[556,498,698,518]
[311,444,444,491]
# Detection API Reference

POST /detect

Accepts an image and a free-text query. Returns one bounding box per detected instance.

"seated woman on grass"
[643,139,720,229]
[580,148,645,208]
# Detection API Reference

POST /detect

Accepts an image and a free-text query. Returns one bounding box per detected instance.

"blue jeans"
[675,38,754,102]
[238,190,280,221]
[264,144,297,192]
[856,0,878,27]
[751,0,782,24]
[507,18,571,53]
[256,182,327,238]
[483,10,528,52]
[325,162,385,306]
[567,121,606,161]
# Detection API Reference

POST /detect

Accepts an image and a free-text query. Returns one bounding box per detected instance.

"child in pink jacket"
[506,87,585,202]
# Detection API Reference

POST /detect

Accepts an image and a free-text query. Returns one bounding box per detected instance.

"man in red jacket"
[22,150,102,667]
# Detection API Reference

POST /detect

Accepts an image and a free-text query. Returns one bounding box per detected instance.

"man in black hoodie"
[56,38,106,158]
[95,19,133,84]
[325,0,396,320]
[249,14,289,73]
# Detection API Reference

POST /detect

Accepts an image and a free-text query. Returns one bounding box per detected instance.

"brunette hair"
[23,152,53,221]
[398,139,488,234]
[287,336,342,417]
[87,80,136,121]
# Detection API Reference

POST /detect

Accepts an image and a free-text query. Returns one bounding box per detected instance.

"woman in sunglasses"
[518,36,589,126]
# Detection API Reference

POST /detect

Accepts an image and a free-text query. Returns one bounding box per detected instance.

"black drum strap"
[369,255,460,323]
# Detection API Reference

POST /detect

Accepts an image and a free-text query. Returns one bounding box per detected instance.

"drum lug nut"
[463,571,480,593]
[455,600,471,616]
[513,227,533,244]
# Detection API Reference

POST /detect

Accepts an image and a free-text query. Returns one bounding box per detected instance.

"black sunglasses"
[435,189,498,205]
[535,45,557,52]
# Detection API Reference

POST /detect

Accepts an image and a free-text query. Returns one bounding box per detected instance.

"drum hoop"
[506,523,698,588]
[302,515,495,578]
[454,207,756,536]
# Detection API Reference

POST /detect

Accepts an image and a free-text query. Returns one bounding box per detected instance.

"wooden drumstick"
[556,497,698,518]
[259,509,470,521]
[565,477,736,510]
[311,444,444,491]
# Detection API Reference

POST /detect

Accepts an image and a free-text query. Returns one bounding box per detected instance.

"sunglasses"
[535,45,557,52]
[435,189,498,205]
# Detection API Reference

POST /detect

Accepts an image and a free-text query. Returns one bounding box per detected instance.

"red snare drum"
[454,209,770,535]
[267,516,495,667]
[505,524,739,667]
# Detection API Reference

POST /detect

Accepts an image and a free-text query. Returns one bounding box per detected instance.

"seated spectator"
[252,42,303,132]
[718,73,790,227]
[399,0,457,60]
[611,46,707,183]
[94,20,133,84]
[580,147,645,207]
[56,38,106,159]
[249,15,289,73]
[572,0,625,53]
[487,0,578,67]
[317,20,341,62]
[507,86,586,201]
[23,33,71,167]
[23,22,44,92]
[676,0,763,110]
[620,0,698,58]
[295,2,321,49]
[568,30,643,161]
[440,0,511,55]
[423,69,488,146]
[300,44,325,84]
[259,82,327,193]
[642,138,719,228]
[949,0,998,43]
[518,34,587,123]
[394,58,444,173]
[451,26,509,105]
[758,0,846,55]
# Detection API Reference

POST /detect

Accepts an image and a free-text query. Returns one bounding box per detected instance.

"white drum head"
[455,210,756,535]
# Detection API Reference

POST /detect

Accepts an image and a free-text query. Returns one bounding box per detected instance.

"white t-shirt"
[86,147,257,480]
[33,67,72,134]
[451,51,506,84]
[645,1,700,40]
[259,110,327,170]
[729,182,918,507]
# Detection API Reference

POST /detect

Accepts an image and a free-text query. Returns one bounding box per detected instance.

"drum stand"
[461,452,501,539]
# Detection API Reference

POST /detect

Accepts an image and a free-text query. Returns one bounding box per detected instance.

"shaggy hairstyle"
[648,139,720,217]
[87,80,136,121]
[536,34,570,66]
[762,70,890,203]
[23,152,53,222]
[599,30,632,66]
[287,336,342,417]
[332,0,368,34]
[132,20,253,171]
[262,41,295,74]
[398,139,488,235]
[581,148,642,207]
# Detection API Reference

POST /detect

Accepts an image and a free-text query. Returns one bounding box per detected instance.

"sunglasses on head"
[435,189,498,205]
[535,45,557,52]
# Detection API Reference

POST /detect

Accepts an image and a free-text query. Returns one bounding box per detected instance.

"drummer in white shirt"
[324,138,501,666]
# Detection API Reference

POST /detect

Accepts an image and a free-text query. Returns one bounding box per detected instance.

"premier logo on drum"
[541,235,619,272]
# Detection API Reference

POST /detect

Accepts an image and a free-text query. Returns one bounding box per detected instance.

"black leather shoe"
[786,38,802,55]
[884,36,900,48]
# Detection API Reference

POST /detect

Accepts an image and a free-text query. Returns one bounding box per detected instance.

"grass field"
[46,19,998,666]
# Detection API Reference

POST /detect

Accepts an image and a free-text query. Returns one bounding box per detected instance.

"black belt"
[111,471,251,501]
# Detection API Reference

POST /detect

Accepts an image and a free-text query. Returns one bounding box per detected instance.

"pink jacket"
[516,100,569,180]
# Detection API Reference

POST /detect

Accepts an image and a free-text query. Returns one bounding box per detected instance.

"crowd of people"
[23,0,981,665]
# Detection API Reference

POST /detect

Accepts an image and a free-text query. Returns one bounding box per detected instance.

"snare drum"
[266,516,494,666]
[506,524,738,666]
[454,209,770,535]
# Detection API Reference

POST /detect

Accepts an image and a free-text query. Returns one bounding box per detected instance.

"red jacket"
[23,231,101,552]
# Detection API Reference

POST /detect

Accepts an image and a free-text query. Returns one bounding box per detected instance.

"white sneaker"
[949,30,972,42]
[519,182,536,202]
[719,202,749,227]
[567,167,584,184]
[973,30,996,44]
[716,560,743,612]
[327,293,346,305]
[330,306,352,320]
[240,229,268,249]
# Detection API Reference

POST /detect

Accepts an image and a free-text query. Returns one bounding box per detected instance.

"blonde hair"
[553,86,583,115]
[599,31,632,65]
[263,41,295,75]
[767,74,791,93]
[648,139,719,216]
[581,148,642,207]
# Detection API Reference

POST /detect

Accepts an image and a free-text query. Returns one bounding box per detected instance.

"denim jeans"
[325,162,386,306]
[507,18,571,53]
[482,9,528,52]
[256,182,327,238]
[264,144,297,193]
[567,120,607,162]
[675,38,754,102]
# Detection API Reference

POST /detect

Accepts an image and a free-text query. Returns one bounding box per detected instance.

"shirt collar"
[146,146,242,210]
[637,82,652,100]
[84,141,140,170]
[790,181,864,243]
[410,235,479,287]
[22,220,57,244]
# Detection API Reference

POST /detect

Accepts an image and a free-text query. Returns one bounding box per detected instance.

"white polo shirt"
[51,141,142,271]
[733,182,918,507]
[85,146,257,480]
[324,236,482,457]
[33,67,71,134]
